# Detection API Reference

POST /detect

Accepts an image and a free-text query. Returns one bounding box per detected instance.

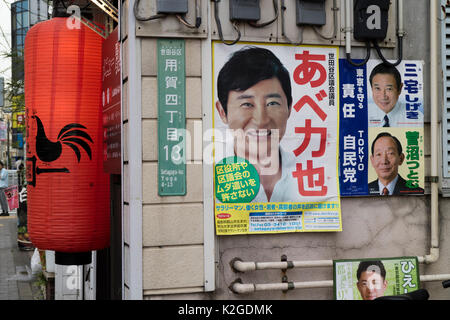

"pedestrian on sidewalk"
[0,161,9,216]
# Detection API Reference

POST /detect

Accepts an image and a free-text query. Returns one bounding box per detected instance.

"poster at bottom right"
[333,257,420,300]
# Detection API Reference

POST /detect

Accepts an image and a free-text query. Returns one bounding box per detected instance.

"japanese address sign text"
[157,39,186,196]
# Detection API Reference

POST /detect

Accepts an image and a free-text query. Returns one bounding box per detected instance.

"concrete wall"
[122,0,210,298]
[140,37,205,296]
[121,0,450,299]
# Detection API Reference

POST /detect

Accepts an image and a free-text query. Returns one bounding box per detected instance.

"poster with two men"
[339,59,424,196]
[211,41,424,236]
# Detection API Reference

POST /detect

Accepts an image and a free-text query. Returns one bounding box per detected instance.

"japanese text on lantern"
[291,50,332,197]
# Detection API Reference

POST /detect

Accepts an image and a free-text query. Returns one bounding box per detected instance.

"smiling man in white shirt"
[215,46,298,202]
[368,63,423,127]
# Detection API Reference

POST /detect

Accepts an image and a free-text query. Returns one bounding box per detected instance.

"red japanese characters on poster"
[212,42,341,235]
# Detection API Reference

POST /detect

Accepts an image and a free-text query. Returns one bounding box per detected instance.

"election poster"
[339,59,424,196]
[212,42,342,235]
[334,257,420,300]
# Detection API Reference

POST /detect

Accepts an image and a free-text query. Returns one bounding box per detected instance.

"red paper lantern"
[24,18,110,264]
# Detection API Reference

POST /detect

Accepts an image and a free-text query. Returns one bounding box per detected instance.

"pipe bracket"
[281,254,294,272]
[282,275,295,293]
[426,176,439,183]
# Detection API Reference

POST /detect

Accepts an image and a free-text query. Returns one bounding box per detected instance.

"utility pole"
[7,114,10,169]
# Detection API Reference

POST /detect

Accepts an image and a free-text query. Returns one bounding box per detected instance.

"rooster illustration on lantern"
[27,115,93,186]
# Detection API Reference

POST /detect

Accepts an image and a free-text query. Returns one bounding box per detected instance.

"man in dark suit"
[369,132,424,195]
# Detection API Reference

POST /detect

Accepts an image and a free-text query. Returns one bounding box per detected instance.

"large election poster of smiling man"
[212,42,342,235]
[339,59,424,197]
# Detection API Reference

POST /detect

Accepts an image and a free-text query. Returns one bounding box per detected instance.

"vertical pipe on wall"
[125,0,143,298]
[344,0,352,55]
[230,274,450,294]
[430,0,440,253]
[118,0,125,299]
[202,0,216,292]
[397,0,404,37]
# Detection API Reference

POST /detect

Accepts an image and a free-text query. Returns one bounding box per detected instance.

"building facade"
[19,0,450,300]
[117,0,450,300]
[11,0,49,81]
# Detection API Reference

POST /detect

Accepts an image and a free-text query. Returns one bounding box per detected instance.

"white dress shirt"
[377,175,399,195]
[251,146,299,203]
[368,101,423,127]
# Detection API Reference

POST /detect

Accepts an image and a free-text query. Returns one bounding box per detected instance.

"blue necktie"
[383,115,390,127]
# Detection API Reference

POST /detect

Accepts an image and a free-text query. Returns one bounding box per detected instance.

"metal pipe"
[232,255,439,272]
[231,274,450,294]
[344,0,352,55]
[232,259,333,272]
[231,280,334,294]
[125,0,143,300]
[397,0,405,37]
[429,0,440,253]
[420,274,450,282]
